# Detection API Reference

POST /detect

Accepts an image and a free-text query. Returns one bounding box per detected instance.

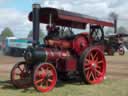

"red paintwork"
[56,57,77,72]
[80,32,89,35]
[44,48,70,62]
[33,63,57,92]
[73,35,89,55]
[59,15,113,27]
[65,57,77,71]
[83,47,106,84]
[45,32,89,51]
[11,5,114,93]
[29,7,114,29]
[45,39,72,49]
[42,48,77,72]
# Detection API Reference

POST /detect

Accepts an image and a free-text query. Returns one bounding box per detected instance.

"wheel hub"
[92,63,96,68]
[40,72,47,79]
[90,61,97,68]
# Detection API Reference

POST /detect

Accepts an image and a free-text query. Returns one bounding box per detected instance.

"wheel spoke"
[46,66,49,71]
[48,79,53,83]
[93,69,97,80]
[84,66,91,71]
[18,66,24,73]
[90,53,94,60]
[85,58,91,63]
[94,52,98,60]
[87,70,92,80]
[95,69,102,76]
[45,66,50,74]
[91,71,96,80]
[35,78,44,85]
[97,60,103,64]
[45,81,49,87]
[84,63,90,67]
[89,71,93,80]
[86,70,89,80]
[88,53,91,60]
[95,57,98,62]
[47,71,53,77]
[96,65,101,69]
[40,67,44,72]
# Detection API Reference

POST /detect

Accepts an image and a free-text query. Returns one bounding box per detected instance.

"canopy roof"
[29,7,114,29]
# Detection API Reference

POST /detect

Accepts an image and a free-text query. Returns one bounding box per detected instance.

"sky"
[0,0,128,38]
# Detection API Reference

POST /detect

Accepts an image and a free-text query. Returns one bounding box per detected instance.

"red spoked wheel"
[11,61,32,88]
[80,47,106,84]
[33,63,57,93]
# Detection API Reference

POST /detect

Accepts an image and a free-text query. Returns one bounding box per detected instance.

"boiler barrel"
[24,48,70,62]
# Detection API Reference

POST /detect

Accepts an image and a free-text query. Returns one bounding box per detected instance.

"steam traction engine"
[104,33,128,56]
[10,4,114,93]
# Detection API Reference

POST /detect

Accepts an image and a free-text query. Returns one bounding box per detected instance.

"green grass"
[0,79,128,96]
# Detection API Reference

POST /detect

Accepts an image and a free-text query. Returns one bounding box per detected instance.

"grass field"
[0,79,128,96]
[0,52,128,96]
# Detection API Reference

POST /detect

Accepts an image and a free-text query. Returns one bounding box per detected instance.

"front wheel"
[11,61,32,88]
[33,63,57,93]
[79,47,106,84]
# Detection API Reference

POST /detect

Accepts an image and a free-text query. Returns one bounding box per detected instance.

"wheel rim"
[83,48,106,84]
[11,62,32,88]
[33,63,57,93]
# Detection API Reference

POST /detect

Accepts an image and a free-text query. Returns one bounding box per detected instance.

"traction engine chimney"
[32,4,40,47]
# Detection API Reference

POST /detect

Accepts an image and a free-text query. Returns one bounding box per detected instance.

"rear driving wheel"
[11,61,32,88]
[80,47,106,84]
[33,63,57,93]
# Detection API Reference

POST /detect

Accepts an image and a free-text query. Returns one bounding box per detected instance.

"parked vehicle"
[2,37,16,55]
[2,37,32,56]
[104,33,128,55]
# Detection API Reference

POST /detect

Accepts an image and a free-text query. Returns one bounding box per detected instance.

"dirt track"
[0,51,128,80]
[106,55,128,80]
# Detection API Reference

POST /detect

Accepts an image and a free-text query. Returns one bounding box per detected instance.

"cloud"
[0,8,32,38]
[40,0,128,27]
[40,0,111,19]
[0,0,10,5]
[0,0,128,38]
[40,0,128,18]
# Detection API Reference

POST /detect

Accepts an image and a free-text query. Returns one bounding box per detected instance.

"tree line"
[0,26,128,41]
[0,27,45,42]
